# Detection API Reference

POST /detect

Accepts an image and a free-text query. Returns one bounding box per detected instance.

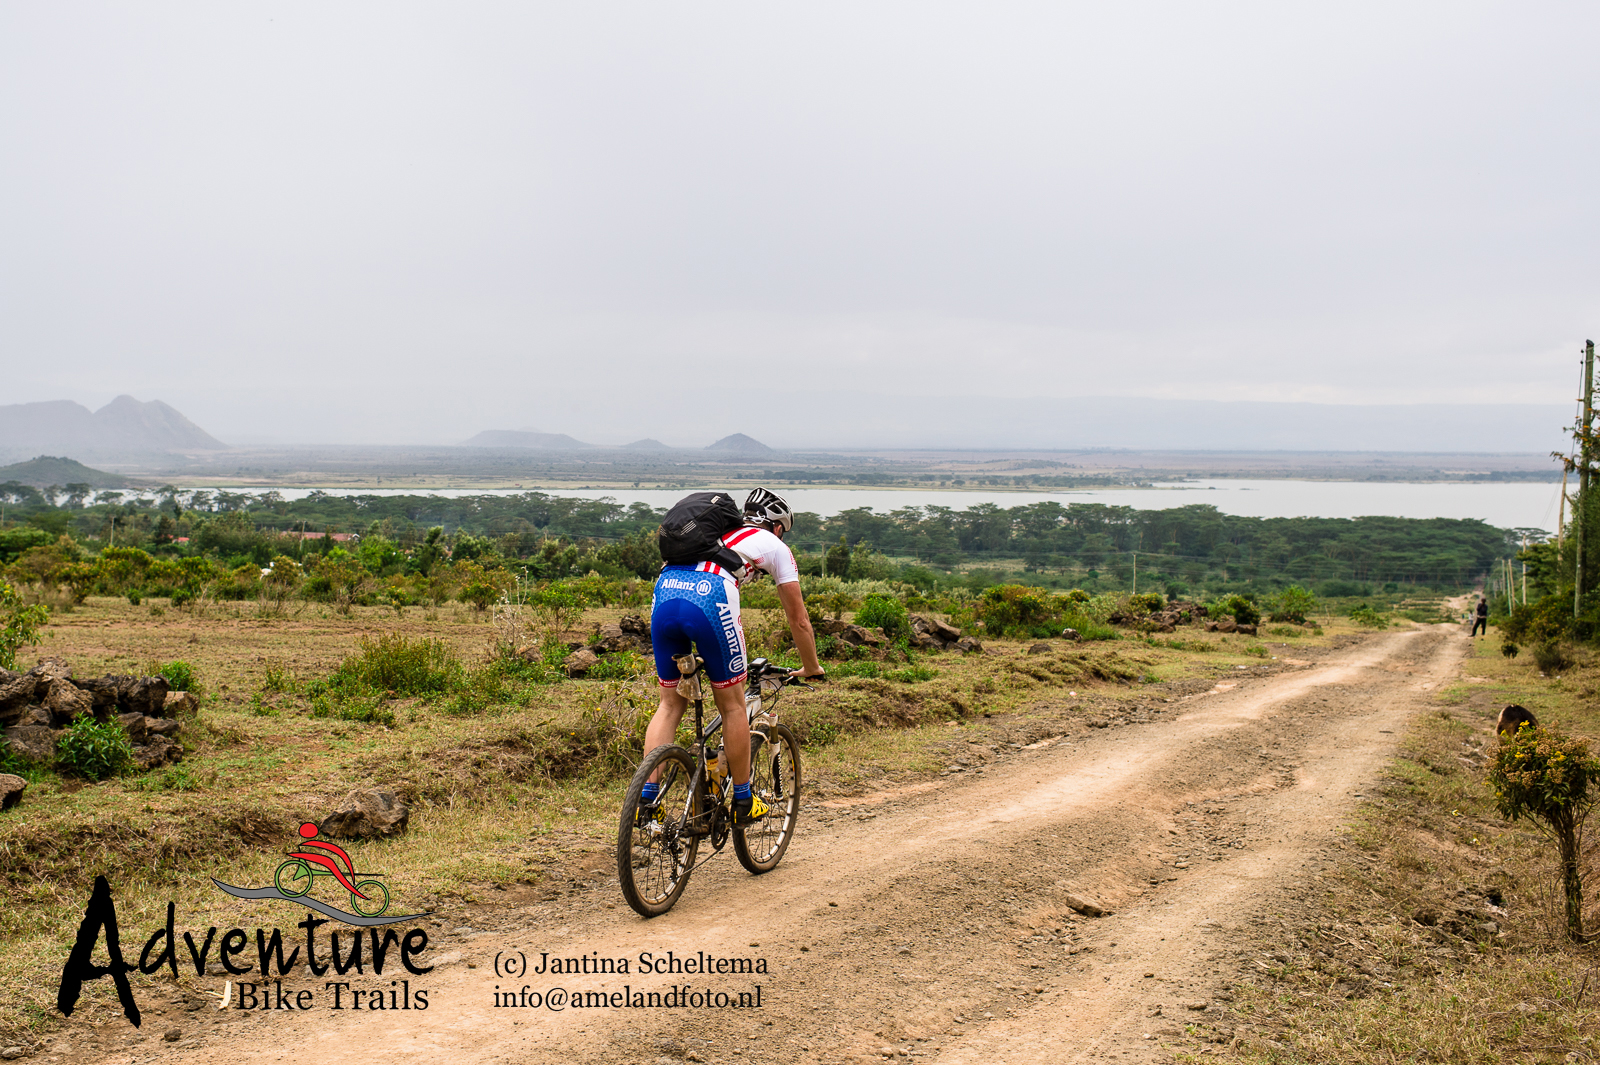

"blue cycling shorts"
[651,565,747,689]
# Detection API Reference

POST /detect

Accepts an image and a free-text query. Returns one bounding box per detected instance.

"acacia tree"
[1490,724,1600,941]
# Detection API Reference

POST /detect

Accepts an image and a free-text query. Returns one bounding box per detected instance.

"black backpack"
[657,492,749,577]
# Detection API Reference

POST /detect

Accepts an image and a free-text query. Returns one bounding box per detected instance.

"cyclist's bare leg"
[711,683,751,785]
[643,687,688,782]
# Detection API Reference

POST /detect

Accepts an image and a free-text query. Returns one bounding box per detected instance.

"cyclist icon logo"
[211,821,426,926]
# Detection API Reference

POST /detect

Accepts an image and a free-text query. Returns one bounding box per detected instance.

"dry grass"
[0,596,1318,1040]
[1193,627,1600,1065]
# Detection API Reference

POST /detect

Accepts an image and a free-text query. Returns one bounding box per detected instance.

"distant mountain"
[706,433,776,457]
[0,455,130,489]
[620,438,672,450]
[0,396,226,459]
[462,429,593,449]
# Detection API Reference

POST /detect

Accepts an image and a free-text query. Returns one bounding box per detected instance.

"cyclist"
[642,487,825,825]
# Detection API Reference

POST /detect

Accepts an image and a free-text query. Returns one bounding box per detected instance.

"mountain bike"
[617,655,809,917]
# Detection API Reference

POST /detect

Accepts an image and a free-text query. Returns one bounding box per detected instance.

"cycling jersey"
[719,525,799,587]
[650,524,799,690]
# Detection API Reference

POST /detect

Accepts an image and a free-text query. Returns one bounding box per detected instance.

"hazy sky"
[3,3,1597,447]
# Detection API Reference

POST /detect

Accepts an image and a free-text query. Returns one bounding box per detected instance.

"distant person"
[1472,596,1489,637]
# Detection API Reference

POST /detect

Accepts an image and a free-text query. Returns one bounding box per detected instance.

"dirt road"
[65,626,1465,1065]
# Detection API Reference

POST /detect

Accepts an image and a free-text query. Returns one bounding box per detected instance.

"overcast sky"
[2,2,1597,447]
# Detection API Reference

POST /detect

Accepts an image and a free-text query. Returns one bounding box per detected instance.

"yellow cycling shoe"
[731,793,769,825]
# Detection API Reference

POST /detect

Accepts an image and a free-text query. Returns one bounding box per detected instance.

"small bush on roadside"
[1268,585,1318,623]
[1208,594,1261,626]
[855,594,910,638]
[55,717,134,780]
[1502,594,1573,645]
[977,584,1069,638]
[1348,604,1390,629]
[1533,640,1573,674]
[1490,725,1600,941]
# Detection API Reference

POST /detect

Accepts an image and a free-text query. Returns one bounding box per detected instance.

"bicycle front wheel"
[617,744,702,917]
[734,724,801,874]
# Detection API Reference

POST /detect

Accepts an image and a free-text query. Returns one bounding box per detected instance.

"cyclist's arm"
[776,580,824,676]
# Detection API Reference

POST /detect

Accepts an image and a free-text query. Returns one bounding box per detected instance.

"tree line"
[0,485,1516,598]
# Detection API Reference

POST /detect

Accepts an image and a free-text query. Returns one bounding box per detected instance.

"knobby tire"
[617,743,701,917]
[733,723,802,874]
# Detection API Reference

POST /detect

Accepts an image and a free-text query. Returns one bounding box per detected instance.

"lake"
[204,479,1567,532]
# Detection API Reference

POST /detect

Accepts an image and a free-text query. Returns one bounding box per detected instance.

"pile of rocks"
[817,613,982,653]
[1202,616,1259,636]
[1,657,192,772]
[1107,601,1207,634]
[909,613,983,653]
[564,614,653,677]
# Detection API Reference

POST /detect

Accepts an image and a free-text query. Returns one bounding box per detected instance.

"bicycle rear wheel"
[617,744,701,917]
[734,724,801,874]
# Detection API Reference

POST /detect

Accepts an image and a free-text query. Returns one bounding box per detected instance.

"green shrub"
[328,633,462,696]
[1490,726,1600,941]
[55,717,134,780]
[977,584,1069,638]
[1502,640,1520,660]
[152,659,200,694]
[1066,588,1092,604]
[1534,640,1573,674]
[0,579,48,671]
[1347,604,1390,629]
[1267,585,1317,624]
[854,594,910,638]
[1503,595,1574,645]
[1208,594,1261,626]
[1128,593,1165,614]
[1060,611,1116,641]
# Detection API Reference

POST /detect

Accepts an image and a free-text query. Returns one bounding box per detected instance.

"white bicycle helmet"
[744,487,794,535]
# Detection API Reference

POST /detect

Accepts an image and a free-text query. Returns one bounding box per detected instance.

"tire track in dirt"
[121,627,1460,1065]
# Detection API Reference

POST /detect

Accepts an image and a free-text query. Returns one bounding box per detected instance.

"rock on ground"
[42,679,95,725]
[564,648,600,677]
[322,788,410,839]
[0,773,25,811]
[163,691,199,717]
[3,725,57,764]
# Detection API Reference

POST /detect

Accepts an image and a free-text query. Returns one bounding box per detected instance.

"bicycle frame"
[669,658,791,852]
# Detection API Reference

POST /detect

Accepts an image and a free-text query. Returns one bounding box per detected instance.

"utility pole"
[1579,340,1595,618]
